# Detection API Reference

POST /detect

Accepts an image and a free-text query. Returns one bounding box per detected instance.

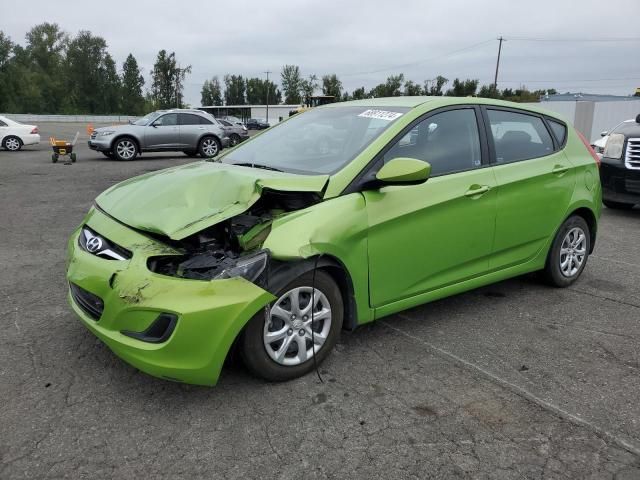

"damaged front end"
[145,188,322,284]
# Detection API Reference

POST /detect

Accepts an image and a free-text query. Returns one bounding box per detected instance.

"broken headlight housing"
[213,250,268,282]
[148,250,268,283]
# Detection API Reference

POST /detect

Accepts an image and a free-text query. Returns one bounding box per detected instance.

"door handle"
[552,165,569,175]
[464,185,491,197]
[198,127,205,130]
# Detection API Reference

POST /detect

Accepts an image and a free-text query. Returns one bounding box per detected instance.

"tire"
[51,153,58,163]
[229,134,241,147]
[543,215,590,288]
[183,150,199,157]
[603,200,635,210]
[3,136,22,151]
[71,153,77,163]
[113,137,138,161]
[198,136,220,158]
[240,270,343,382]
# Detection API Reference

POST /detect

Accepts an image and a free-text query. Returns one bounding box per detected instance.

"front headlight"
[603,134,624,159]
[96,130,115,137]
[214,251,268,282]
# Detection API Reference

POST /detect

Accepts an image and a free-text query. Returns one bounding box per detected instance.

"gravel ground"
[1,122,639,479]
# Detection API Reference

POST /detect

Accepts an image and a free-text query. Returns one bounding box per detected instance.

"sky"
[1,0,639,106]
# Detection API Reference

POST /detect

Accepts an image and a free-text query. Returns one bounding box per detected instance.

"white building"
[199,105,302,125]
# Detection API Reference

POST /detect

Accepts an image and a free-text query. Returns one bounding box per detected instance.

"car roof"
[327,96,569,122]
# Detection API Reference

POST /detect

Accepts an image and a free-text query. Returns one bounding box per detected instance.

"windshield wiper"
[231,162,284,172]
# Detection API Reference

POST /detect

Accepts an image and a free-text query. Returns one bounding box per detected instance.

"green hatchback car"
[67,97,602,385]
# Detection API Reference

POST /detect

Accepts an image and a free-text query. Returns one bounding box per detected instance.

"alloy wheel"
[202,138,218,157]
[263,286,332,366]
[5,137,20,151]
[116,140,136,160]
[559,227,586,277]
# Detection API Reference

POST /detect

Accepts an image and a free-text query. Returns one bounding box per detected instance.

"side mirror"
[375,157,431,186]
[600,130,608,137]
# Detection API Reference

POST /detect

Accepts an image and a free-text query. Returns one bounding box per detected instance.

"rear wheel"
[603,200,635,210]
[240,270,343,381]
[113,137,137,161]
[70,153,77,163]
[198,136,220,158]
[3,136,22,151]
[229,134,241,147]
[51,153,58,163]
[543,215,590,287]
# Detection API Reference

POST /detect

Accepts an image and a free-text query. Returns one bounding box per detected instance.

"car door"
[483,107,576,270]
[179,113,210,149]
[144,113,179,149]
[364,106,497,308]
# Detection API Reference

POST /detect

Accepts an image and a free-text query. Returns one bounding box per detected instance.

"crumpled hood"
[95,162,329,240]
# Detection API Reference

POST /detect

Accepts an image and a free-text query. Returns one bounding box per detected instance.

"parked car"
[0,115,40,151]
[591,118,635,157]
[599,113,640,209]
[88,109,229,160]
[217,118,249,146]
[245,118,270,130]
[221,115,245,126]
[67,97,601,386]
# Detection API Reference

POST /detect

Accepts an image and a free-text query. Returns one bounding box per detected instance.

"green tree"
[351,87,368,100]
[66,31,121,113]
[424,76,448,96]
[24,23,68,113]
[300,74,318,103]
[223,74,246,104]
[151,50,191,109]
[121,53,145,115]
[445,78,479,97]
[0,31,15,112]
[369,74,404,97]
[281,64,302,104]
[321,74,342,100]
[201,76,223,106]
[404,80,423,96]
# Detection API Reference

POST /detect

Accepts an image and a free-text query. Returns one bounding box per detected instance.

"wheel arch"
[111,134,141,153]
[266,255,358,331]
[567,206,597,254]
[198,133,222,147]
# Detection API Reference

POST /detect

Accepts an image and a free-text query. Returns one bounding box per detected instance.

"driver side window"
[153,114,178,126]
[383,108,482,176]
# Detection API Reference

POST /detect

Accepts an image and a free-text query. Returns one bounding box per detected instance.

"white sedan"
[0,115,40,151]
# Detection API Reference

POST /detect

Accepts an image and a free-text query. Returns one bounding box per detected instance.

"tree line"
[1,23,560,115]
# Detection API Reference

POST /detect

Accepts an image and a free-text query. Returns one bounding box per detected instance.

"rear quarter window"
[548,119,567,145]
[487,109,554,163]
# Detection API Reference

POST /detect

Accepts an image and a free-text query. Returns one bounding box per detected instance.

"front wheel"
[543,215,590,287]
[603,200,635,210]
[240,270,343,382]
[198,136,220,158]
[113,137,138,161]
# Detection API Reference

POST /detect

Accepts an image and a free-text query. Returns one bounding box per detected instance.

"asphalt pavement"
[1,122,639,479]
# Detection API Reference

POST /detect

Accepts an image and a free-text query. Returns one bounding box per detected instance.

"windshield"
[132,112,161,126]
[222,106,409,174]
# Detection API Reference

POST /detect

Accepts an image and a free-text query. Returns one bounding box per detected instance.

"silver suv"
[89,109,230,161]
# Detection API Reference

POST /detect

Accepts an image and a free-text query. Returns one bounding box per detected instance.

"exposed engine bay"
[147,189,321,280]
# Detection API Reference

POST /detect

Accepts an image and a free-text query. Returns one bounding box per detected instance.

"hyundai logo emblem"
[86,236,103,253]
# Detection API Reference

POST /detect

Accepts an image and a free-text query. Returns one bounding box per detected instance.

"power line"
[508,36,640,42]
[339,38,495,77]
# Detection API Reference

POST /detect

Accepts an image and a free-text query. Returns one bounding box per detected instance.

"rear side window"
[548,119,567,145]
[384,108,482,176]
[180,113,211,125]
[487,109,554,163]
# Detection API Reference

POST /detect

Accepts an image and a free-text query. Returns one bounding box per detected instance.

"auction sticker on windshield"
[357,109,403,121]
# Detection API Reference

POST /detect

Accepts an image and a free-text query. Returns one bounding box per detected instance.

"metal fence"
[0,114,139,124]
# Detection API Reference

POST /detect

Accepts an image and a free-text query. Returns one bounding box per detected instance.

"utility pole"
[264,70,272,123]
[493,36,505,94]
[176,63,181,108]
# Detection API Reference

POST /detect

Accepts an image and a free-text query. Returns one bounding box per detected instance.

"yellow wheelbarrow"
[50,132,79,164]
